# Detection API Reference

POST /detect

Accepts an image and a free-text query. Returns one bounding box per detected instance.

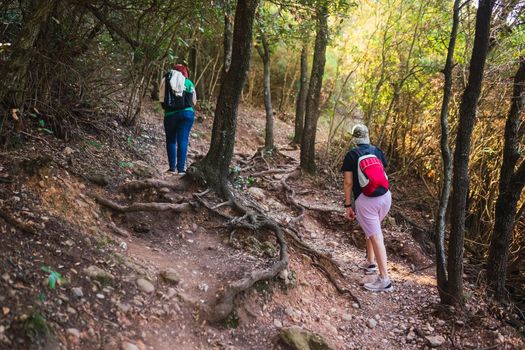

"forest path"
[108,105,468,350]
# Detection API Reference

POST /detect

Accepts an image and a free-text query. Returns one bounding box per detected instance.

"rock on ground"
[279,326,333,350]
[136,278,155,293]
[160,268,180,285]
[425,335,446,348]
[83,265,114,282]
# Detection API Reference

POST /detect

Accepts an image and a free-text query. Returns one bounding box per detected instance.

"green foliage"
[230,165,257,188]
[222,310,240,329]
[24,312,50,341]
[118,161,134,168]
[95,234,114,250]
[254,280,272,295]
[87,140,102,150]
[40,266,64,289]
[245,176,256,187]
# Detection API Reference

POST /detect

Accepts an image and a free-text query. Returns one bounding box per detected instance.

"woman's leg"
[372,191,392,278]
[175,110,195,173]
[366,238,376,263]
[164,117,177,171]
[369,233,388,279]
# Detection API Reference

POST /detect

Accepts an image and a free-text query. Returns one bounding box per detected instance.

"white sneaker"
[358,260,378,274]
[364,276,393,292]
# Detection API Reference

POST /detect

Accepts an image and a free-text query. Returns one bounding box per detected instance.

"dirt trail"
[1,105,522,350]
[105,106,522,350]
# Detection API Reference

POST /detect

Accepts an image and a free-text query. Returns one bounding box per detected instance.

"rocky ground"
[0,103,523,350]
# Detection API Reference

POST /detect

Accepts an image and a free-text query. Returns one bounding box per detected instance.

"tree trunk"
[189,46,198,81]
[223,2,234,74]
[196,49,206,102]
[257,32,274,151]
[196,0,259,197]
[435,0,461,304]
[0,0,58,108]
[300,3,328,174]
[446,0,496,306]
[294,41,309,145]
[151,67,161,101]
[486,57,525,299]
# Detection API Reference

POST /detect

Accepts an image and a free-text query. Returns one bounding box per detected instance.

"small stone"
[425,335,446,347]
[437,319,445,326]
[278,269,289,281]
[407,330,416,341]
[248,187,265,200]
[118,303,131,313]
[160,269,180,285]
[136,278,155,293]
[198,283,209,292]
[166,288,177,299]
[63,147,74,156]
[71,287,83,298]
[342,314,353,321]
[352,303,360,309]
[366,318,377,329]
[84,265,114,282]
[121,342,139,350]
[274,319,283,328]
[67,307,77,314]
[285,307,296,317]
[374,314,380,320]
[96,293,105,299]
[66,328,80,338]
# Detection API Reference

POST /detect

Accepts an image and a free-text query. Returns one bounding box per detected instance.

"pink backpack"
[356,152,389,197]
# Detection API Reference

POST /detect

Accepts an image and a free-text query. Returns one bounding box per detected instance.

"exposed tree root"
[297,201,342,214]
[250,167,296,178]
[279,169,343,220]
[0,207,37,235]
[118,178,189,193]
[193,185,289,323]
[0,177,14,184]
[92,193,193,213]
[411,263,435,273]
[284,227,361,306]
[313,262,361,306]
[212,218,288,322]
[281,169,305,221]
[107,220,131,237]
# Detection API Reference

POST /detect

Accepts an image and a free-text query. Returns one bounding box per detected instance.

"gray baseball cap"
[352,124,370,145]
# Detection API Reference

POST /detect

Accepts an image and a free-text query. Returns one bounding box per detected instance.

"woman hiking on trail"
[159,63,197,175]
[341,124,393,292]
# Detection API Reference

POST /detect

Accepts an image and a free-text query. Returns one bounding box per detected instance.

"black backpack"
[161,71,193,111]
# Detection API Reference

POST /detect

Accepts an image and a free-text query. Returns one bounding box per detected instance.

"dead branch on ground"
[119,178,189,193]
[0,207,37,235]
[107,220,131,237]
[92,193,193,213]
[250,167,296,178]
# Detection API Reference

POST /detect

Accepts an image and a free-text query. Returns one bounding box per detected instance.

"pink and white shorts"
[355,191,392,238]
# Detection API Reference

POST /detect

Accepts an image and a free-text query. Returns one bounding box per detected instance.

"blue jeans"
[164,110,194,172]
